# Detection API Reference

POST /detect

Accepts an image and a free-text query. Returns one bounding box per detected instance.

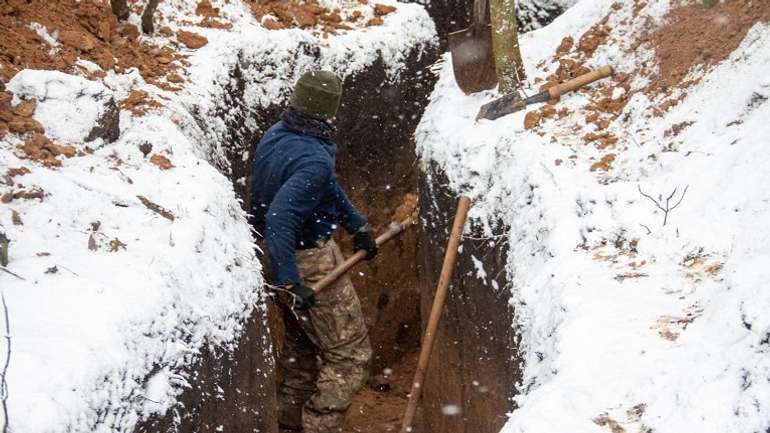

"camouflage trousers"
[277,240,372,433]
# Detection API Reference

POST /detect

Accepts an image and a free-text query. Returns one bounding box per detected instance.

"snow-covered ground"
[416,0,770,432]
[0,0,435,431]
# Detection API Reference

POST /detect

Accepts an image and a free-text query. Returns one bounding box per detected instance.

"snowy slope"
[416,1,770,432]
[0,0,435,431]
[2,69,263,433]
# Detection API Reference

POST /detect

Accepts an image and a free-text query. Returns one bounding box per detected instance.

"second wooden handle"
[399,196,471,433]
[311,219,413,293]
[548,65,614,99]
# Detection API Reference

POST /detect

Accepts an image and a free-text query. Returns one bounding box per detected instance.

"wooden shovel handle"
[311,219,414,293]
[548,65,614,99]
[400,196,472,433]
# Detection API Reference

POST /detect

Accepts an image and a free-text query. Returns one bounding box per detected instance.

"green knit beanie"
[289,70,343,120]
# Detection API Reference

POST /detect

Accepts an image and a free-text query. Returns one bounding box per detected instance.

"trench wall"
[132,1,572,429]
[135,44,438,433]
[417,164,520,433]
[135,307,277,433]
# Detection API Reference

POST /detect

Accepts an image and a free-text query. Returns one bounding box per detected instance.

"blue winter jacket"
[250,121,367,285]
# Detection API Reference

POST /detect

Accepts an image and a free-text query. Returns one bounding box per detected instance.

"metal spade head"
[448,0,497,94]
[476,90,528,121]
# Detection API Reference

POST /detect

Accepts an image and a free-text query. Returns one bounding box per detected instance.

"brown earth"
[343,351,418,433]
[20,132,76,167]
[0,0,182,87]
[525,0,770,176]
[1,90,43,138]
[576,16,610,57]
[177,30,209,49]
[646,0,770,89]
[119,89,164,116]
[2,166,30,186]
[245,0,396,35]
[1,185,44,203]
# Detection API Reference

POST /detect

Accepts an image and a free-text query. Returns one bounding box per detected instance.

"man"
[250,70,377,433]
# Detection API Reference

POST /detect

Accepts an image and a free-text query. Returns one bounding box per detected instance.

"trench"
[134,3,569,432]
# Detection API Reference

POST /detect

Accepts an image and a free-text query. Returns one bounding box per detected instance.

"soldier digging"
[250,70,378,433]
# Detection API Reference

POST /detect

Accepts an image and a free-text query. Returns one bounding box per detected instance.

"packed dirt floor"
[342,352,419,433]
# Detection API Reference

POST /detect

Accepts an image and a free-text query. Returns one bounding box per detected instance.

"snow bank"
[9,70,117,145]
[518,0,578,32]
[0,0,436,431]
[416,1,770,432]
[2,68,263,432]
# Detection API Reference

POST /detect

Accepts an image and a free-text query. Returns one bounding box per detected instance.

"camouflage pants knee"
[277,240,372,433]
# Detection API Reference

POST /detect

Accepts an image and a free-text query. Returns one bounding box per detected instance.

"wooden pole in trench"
[400,195,472,433]
[310,219,415,293]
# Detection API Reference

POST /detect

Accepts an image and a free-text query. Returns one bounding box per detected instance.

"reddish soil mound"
[0,0,181,88]
[646,0,770,88]
[246,0,397,35]
[20,132,77,167]
[525,0,770,150]
[0,91,42,138]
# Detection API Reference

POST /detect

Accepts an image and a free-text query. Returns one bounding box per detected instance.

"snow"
[0,0,435,431]
[518,0,578,32]
[28,22,60,55]
[415,0,770,432]
[8,70,114,145]
[2,67,265,432]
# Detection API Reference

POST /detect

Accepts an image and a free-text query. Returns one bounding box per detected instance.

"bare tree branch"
[670,185,689,211]
[1,292,11,433]
[638,185,690,226]
[638,185,666,213]
[0,267,23,281]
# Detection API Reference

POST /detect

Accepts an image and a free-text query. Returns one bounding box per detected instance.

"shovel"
[448,0,497,94]
[477,65,615,121]
[310,218,415,293]
[400,196,471,433]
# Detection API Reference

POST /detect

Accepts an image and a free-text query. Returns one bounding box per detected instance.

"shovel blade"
[476,92,526,121]
[448,25,497,95]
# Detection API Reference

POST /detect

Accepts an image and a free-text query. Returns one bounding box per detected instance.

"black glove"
[353,226,378,261]
[288,284,316,311]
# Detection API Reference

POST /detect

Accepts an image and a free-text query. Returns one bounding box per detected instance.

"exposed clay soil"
[343,351,419,433]
[646,0,770,88]
[245,0,397,35]
[0,0,183,87]
[524,0,770,176]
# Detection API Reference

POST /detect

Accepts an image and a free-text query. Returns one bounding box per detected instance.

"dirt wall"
[135,307,277,433]
[416,163,520,433]
[333,53,436,372]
